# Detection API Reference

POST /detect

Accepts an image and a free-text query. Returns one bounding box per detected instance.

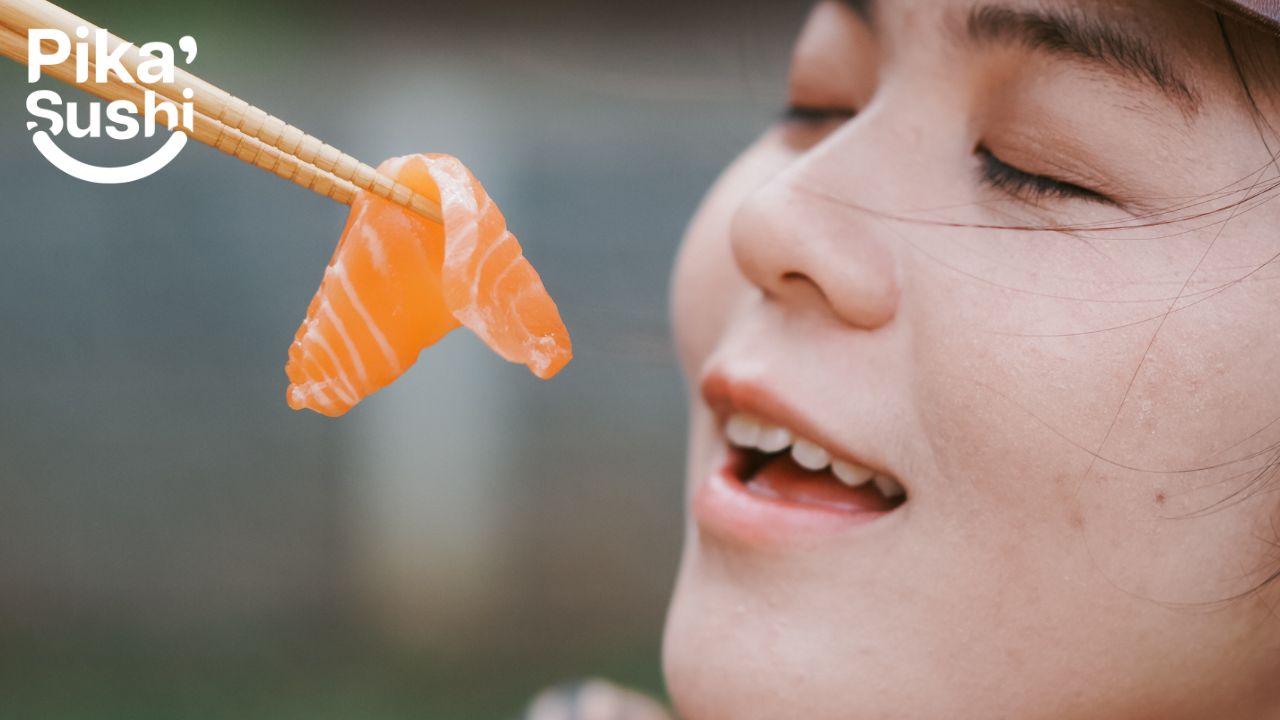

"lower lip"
[692,452,903,548]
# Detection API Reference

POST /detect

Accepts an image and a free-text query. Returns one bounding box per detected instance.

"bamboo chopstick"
[0,0,444,224]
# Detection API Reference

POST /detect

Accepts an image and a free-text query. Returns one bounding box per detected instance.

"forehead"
[843,0,1216,53]
[831,0,1278,108]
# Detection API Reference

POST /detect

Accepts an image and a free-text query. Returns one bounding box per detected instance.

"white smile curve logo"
[29,129,187,185]
[24,27,199,185]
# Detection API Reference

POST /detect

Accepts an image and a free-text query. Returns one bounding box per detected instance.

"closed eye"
[783,105,857,125]
[977,146,1113,205]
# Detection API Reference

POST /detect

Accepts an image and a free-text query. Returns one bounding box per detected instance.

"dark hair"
[1205,12,1280,601]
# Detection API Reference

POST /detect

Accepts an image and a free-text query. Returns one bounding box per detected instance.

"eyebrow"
[960,4,1202,115]
[838,0,1202,116]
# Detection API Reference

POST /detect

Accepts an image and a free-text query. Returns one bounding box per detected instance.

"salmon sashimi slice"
[285,153,573,417]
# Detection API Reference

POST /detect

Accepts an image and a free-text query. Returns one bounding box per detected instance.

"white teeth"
[791,439,831,472]
[724,414,906,500]
[874,474,906,499]
[832,460,874,488]
[756,425,793,453]
[725,414,763,448]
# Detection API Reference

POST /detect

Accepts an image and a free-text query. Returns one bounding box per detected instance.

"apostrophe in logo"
[25,27,198,184]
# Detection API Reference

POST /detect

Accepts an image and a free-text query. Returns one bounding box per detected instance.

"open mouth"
[722,413,907,515]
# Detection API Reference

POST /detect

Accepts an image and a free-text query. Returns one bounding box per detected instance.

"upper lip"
[700,370,901,484]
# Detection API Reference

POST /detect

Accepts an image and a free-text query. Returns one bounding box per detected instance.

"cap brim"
[1199,0,1280,35]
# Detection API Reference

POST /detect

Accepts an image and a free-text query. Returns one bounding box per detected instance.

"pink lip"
[692,372,907,548]
[693,450,896,549]
[700,372,895,480]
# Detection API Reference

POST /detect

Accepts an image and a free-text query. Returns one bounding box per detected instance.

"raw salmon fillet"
[285,153,572,417]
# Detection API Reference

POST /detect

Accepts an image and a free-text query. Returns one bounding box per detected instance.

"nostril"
[775,270,834,307]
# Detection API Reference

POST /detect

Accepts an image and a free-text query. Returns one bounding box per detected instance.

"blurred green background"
[0,1,806,717]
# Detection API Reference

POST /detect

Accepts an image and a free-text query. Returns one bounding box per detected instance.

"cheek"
[910,223,1280,603]
[672,134,791,374]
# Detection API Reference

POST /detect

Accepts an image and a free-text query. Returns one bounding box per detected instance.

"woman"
[530,1,1280,717]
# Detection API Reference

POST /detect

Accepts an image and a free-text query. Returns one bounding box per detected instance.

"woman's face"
[664,1,1280,717]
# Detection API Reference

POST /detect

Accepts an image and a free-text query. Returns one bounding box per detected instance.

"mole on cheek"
[1067,507,1085,530]
[1053,474,1087,530]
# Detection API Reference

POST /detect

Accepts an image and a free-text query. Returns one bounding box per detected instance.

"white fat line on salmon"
[382,156,409,178]
[483,247,524,341]
[310,385,336,412]
[330,264,401,375]
[527,348,552,376]
[441,229,482,319]
[472,193,502,266]
[307,334,360,405]
[476,233,517,307]
[295,343,358,407]
[359,223,389,273]
[512,284,550,372]
[403,223,432,269]
[313,383,348,414]
[317,294,369,387]
[348,202,390,274]
[291,382,336,414]
[436,159,474,214]
[367,196,432,271]
[446,186,473,215]
[474,192,498,249]
[447,200,489,309]
[451,214,482,267]
[292,354,347,412]
[296,295,363,395]
[287,385,309,408]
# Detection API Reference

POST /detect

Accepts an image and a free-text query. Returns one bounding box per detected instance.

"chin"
[663,575,788,720]
[661,553,907,720]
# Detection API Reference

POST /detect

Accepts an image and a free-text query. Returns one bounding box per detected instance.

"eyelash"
[977,146,1112,205]
[782,105,856,124]
[782,107,1113,206]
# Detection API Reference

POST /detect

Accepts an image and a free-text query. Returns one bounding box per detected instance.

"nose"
[729,143,901,331]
